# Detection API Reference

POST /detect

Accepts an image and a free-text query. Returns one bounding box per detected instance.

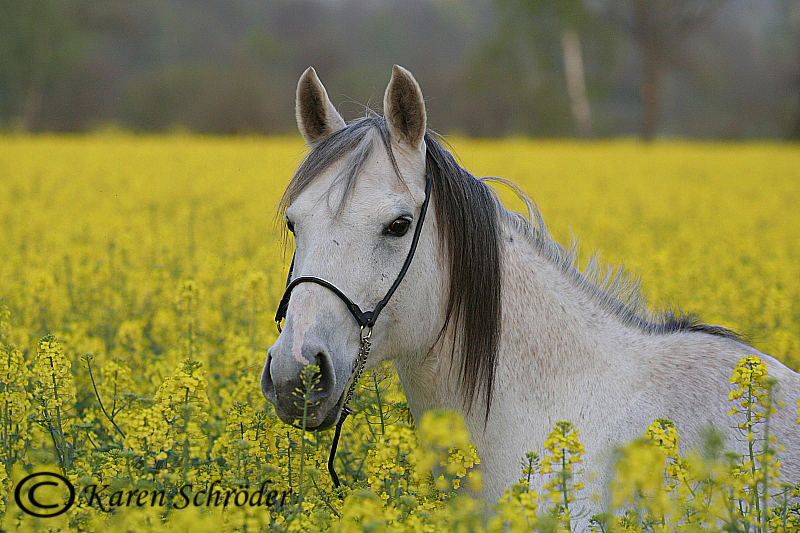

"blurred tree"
[591,0,729,140]
[778,0,800,139]
[0,0,89,131]
[0,0,794,138]
[496,0,593,137]
[470,1,575,136]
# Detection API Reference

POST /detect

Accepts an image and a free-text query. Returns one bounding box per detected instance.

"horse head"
[261,66,444,430]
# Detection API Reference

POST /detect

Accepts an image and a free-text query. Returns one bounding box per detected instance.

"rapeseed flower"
[1,137,798,531]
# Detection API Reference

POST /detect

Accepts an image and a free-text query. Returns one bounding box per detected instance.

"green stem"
[86,359,127,439]
[561,451,571,532]
[746,382,760,528]
[760,385,773,533]
[373,372,385,435]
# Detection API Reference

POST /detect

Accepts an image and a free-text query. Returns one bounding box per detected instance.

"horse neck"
[494,229,645,401]
[394,220,646,437]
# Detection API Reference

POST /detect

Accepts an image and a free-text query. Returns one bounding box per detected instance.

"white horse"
[261,65,800,526]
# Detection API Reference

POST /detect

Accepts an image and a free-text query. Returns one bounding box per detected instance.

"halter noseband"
[273,170,432,489]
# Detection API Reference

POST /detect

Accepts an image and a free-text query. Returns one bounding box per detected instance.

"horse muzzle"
[261,339,346,431]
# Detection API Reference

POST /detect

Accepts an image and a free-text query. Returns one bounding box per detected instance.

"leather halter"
[273,170,432,489]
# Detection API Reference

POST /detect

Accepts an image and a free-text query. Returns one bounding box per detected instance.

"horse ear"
[383,65,426,150]
[295,67,346,144]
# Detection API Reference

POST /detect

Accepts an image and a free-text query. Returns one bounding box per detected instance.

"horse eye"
[384,217,411,237]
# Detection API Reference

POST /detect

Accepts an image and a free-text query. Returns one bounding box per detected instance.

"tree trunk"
[561,28,592,138]
[21,86,43,132]
[640,44,660,141]
[789,87,800,140]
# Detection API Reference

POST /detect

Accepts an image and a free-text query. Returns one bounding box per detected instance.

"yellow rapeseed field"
[0,136,798,532]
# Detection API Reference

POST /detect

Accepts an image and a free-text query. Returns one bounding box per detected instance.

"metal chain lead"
[328,325,372,490]
[341,326,371,414]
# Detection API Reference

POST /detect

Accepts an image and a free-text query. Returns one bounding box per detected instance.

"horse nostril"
[306,351,334,405]
[261,352,276,402]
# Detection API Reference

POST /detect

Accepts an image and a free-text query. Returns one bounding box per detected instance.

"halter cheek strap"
[273,171,432,489]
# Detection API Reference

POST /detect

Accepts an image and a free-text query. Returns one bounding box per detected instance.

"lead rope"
[328,325,371,490]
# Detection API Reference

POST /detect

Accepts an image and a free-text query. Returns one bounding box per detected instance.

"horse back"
[636,332,800,482]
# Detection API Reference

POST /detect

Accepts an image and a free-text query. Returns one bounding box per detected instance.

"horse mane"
[424,131,502,421]
[280,115,741,424]
[483,176,743,341]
